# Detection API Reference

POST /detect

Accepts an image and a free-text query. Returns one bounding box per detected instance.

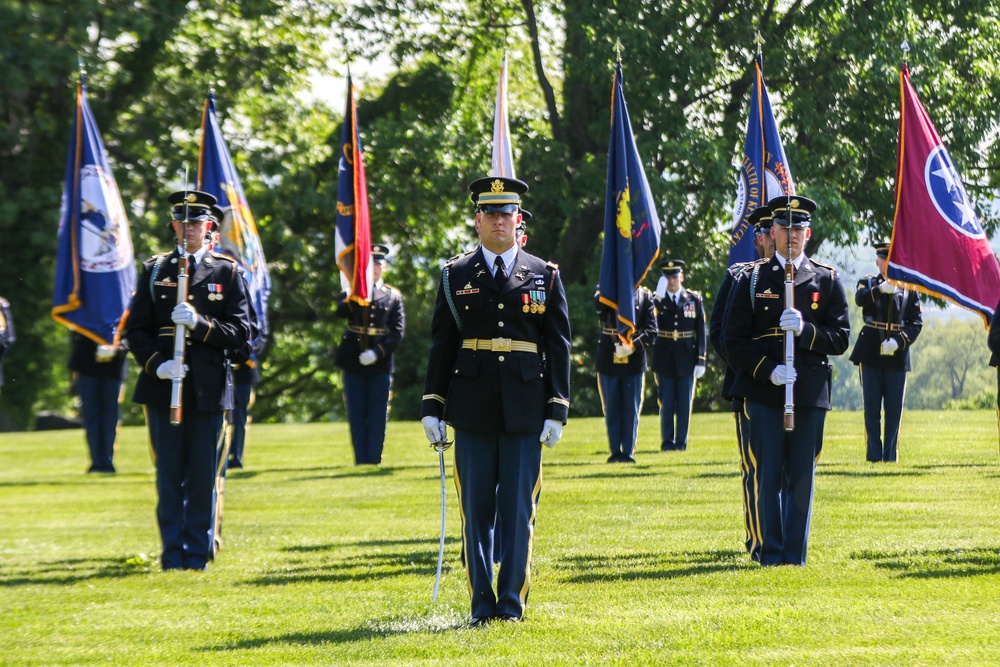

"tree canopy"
[2,0,1000,429]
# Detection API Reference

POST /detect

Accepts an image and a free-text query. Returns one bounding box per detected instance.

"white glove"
[95,345,117,361]
[879,280,897,294]
[171,302,198,329]
[655,276,668,299]
[358,349,378,366]
[614,343,634,359]
[769,364,797,386]
[693,365,706,379]
[421,416,448,447]
[880,339,899,355]
[539,419,563,448]
[155,360,187,380]
[779,308,804,335]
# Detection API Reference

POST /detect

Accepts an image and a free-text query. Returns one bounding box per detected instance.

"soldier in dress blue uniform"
[420,175,571,625]
[652,260,706,451]
[595,286,656,463]
[723,195,850,566]
[849,241,922,463]
[125,190,253,571]
[69,333,128,473]
[709,207,775,561]
[0,296,14,394]
[335,243,405,465]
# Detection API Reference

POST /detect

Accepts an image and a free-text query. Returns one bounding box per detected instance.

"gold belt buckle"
[492,337,511,352]
[670,331,680,340]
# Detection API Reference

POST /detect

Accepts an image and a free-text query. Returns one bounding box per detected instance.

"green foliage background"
[2,0,1000,429]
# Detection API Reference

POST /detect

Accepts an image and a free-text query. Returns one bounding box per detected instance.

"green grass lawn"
[3,410,1000,666]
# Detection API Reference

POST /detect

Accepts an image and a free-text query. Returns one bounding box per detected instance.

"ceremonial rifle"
[783,206,795,432]
[170,174,191,425]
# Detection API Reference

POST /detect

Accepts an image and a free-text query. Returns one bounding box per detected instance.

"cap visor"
[482,204,519,214]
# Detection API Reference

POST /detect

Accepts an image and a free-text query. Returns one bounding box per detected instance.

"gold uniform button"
[498,321,504,327]
[498,355,505,362]
[498,303,504,309]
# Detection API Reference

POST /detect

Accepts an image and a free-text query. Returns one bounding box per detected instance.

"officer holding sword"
[420,175,571,625]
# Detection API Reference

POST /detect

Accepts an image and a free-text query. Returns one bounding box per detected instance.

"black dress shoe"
[469,616,494,627]
[623,456,637,464]
[497,615,521,623]
[227,458,243,469]
[607,454,625,463]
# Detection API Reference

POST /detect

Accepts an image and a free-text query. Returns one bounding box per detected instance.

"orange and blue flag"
[52,78,136,344]
[198,92,271,341]
[728,54,795,265]
[335,75,373,305]
[887,64,1000,325]
[597,63,661,346]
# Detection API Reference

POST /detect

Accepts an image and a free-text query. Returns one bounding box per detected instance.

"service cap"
[767,195,816,228]
[469,176,528,214]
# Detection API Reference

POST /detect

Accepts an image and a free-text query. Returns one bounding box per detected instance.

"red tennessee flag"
[887,65,1000,325]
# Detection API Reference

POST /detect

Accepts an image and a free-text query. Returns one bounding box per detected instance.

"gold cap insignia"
[490,179,505,194]
[187,194,197,203]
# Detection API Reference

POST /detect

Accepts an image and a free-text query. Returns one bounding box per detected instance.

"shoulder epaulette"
[810,258,837,271]
[546,261,559,271]
[444,250,471,268]
[810,258,840,280]
[144,251,171,267]
[210,252,238,265]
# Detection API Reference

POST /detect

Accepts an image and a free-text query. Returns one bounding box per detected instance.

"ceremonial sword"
[431,439,449,602]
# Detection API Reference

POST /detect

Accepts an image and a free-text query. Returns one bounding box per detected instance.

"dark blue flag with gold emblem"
[52,78,137,344]
[197,92,271,343]
[598,63,661,346]
[728,54,795,265]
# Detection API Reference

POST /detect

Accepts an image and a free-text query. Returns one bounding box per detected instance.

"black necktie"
[188,254,197,272]
[494,256,507,290]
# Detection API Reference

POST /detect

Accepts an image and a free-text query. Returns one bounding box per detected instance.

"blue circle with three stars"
[924,145,983,238]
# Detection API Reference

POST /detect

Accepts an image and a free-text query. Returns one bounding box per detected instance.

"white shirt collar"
[774,251,806,271]
[481,245,518,275]
[177,244,210,265]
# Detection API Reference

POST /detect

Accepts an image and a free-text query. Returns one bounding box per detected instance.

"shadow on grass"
[557,549,746,583]
[690,471,740,479]
[852,547,1000,578]
[0,472,150,488]
[198,614,470,651]
[818,469,924,478]
[245,538,461,586]
[286,536,461,552]
[293,466,396,482]
[0,555,152,587]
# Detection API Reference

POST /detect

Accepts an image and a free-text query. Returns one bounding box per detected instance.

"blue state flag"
[728,54,795,265]
[52,79,137,344]
[598,63,661,346]
[198,92,272,343]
